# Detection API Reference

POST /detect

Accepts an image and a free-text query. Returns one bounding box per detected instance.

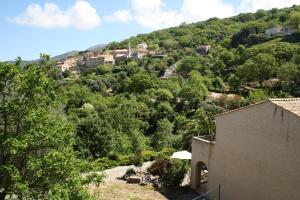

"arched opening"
[196,161,208,194]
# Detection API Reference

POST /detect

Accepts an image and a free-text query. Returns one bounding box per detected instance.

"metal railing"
[192,184,221,200]
[197,134,216,142]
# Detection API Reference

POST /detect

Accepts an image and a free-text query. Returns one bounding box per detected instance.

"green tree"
[96,65,112,75]
[177,56,201,74]
[75,113,114,159]
[123,60,139,76]
[237,53,278,84]
[181,108,214,149]
[179,71,209,108]
[162,39,180,49]
[154,89,174,102]
[126,73,155,93]
[152,118,174,151]
[0,61,91,199]
[62,69,72,78]
[103,96,150,155]
[212,77,225,91]
[156,102,175,119]
[148,43,159,51]
[278,62,300,82]
[228,74,241,92]
[290,11,300,30]
[163,159,189,186]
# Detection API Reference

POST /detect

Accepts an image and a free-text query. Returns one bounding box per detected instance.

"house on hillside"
[137,42,148,50]
[85,53,115,68]
[265,26,295,37]
[133,42,157,59]
[111,45,132,63]
[85,57,104,68]
[191,98,300,200]
[56,57,79,72]
[134,49,148,59]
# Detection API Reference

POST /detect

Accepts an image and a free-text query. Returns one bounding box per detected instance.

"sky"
[0,0,299,61]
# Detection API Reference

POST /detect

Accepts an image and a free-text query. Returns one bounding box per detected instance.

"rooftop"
[215,98,300,118]
[270,98,300,117]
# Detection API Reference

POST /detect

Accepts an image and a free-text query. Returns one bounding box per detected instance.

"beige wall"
[192,101,300,200]
[191,138,215,189]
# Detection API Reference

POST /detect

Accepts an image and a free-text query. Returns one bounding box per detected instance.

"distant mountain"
[3,43,107,64]
[51,51,79,61]
[86,44,107,51]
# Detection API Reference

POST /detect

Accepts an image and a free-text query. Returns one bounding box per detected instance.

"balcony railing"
[197,134,216,142]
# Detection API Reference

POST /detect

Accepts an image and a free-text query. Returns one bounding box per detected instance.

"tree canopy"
[0,60,92,199]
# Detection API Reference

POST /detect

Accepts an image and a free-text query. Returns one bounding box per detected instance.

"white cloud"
[181,0,235,23]
[238,0,300,13]
[131,0,183,29]
[9,1,101,30]
[104,10,132,22]
[129,0,300,30]
[130,0,235,29]
[9,0,300,31]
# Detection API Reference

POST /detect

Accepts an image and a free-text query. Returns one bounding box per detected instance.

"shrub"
[157,147,176,158]
[92,157,117,170]
[91,148,175,171]
[148,158,190,187]
[118,154,134,166]
[163,159,190,186]
[148,158,171,176]
[96,65,112,75]
[248,89,269,103]
[62,69,72,78]
[142,150,157,161]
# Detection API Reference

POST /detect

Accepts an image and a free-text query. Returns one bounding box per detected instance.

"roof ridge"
[215,98,300,118]
[269,98,300,101]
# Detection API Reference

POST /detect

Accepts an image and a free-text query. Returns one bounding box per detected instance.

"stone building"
[56,57,79,72]
[85,56,105,68]
[85,53,115,68]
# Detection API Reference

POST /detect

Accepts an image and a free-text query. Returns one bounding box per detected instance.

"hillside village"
[55,42,156,73]
[54,23,296,79]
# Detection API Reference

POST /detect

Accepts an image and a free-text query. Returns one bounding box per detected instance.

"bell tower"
[127,43,132,58]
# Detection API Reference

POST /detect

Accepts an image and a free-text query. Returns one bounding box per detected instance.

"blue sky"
[0,0,299,61]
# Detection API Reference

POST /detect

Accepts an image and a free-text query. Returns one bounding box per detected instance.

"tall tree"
[237,53,278,84]
[0,60,91,199]
[152,118,174,151]
[290,11,300,30]
[179,71,209,109]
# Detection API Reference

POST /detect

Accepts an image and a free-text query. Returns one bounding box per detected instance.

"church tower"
[127,43,132,58]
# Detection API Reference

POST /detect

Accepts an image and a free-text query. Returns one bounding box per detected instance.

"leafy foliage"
[0,60,93,199]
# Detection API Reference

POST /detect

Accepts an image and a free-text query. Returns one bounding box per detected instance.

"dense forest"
[1,5,300,199]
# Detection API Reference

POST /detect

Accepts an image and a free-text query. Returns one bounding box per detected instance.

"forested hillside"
[60,5,300,161]
[1,5,300,198]
[62,5,300,162]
